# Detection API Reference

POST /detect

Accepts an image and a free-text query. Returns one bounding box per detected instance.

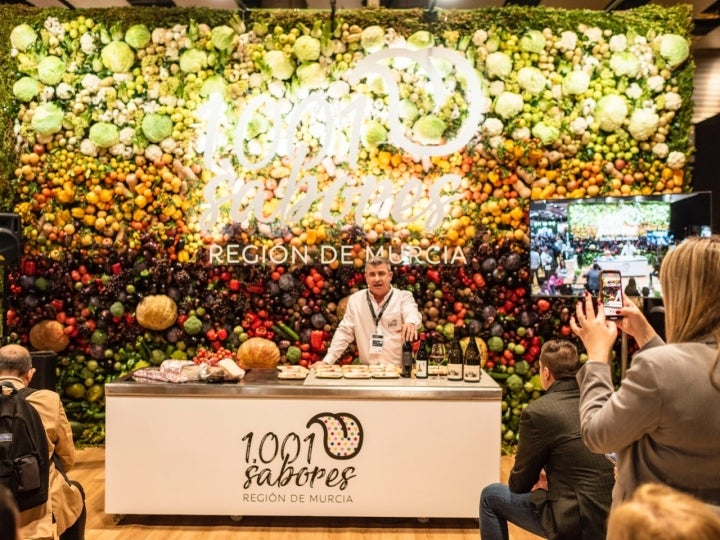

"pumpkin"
[135,294,178,331]
[29,320,70,352]
[236,337,281,369]
[336,295,350,321]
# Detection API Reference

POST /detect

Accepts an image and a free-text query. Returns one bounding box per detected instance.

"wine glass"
[429,343,447,380]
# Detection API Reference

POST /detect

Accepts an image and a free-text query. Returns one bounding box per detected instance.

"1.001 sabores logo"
[241,412,364,491]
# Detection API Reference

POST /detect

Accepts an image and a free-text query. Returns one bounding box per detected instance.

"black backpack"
[0,381,50,511]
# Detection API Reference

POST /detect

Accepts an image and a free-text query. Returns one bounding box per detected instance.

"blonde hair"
[659,235,720,390]
[607,483,720,540]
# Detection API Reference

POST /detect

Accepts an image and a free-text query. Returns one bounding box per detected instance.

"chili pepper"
[51,299,64,312]
[246,284,265,294]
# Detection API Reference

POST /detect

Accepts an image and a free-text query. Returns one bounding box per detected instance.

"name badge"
[369,333,384,355]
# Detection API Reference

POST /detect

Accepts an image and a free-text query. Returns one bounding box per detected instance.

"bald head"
[0,344,32,375]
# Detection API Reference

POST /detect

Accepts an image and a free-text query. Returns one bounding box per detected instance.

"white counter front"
[105,369,501,519]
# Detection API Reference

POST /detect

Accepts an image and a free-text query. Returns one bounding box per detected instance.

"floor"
[71,447,540,540]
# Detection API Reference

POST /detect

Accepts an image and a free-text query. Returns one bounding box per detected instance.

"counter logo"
[307,412,364,460]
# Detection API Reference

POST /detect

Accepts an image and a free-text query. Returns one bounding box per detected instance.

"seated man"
[480,340,614,540]
[0,344,85,540]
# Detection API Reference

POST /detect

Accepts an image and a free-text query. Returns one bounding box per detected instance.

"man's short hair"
[539,340,580,380]
[0,344,32,375]
[365,256,391,271]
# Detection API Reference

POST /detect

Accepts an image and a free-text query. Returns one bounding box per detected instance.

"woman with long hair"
[570,235,720,508]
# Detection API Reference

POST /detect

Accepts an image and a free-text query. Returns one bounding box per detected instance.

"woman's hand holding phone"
[569,292,618,364]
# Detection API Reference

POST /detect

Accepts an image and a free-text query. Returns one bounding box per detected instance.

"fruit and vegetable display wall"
[0,5,694,447]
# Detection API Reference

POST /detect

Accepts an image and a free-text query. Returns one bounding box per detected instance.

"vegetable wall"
[0,5,694,447]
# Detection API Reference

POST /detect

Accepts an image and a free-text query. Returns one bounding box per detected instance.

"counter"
[105,368,501,519]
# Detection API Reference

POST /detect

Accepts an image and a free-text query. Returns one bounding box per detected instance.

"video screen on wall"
[529,192,713,298]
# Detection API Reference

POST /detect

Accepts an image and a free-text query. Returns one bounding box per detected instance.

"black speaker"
[693,113,720,234]
[0,213,22,266]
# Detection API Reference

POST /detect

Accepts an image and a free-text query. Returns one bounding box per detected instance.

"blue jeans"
[480,483,547,540]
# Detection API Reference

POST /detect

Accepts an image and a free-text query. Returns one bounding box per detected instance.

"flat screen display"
[529,192,713,298]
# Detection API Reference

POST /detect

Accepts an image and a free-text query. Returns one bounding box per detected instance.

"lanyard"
[366,290,393,329]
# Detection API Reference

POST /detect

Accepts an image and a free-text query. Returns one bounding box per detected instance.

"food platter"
[277,365,309,380]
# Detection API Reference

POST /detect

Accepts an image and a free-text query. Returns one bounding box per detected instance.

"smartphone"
[605,452,617,465]
[600,270,623,319]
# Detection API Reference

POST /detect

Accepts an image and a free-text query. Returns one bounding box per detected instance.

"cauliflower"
[569,117,588,135]
[512,127,531,141]
[486,52,513,80]
[625,83,643,100]
[647,75,666,93]
[79,138,98,157]
[652,143,669,158]
[494,92,524,119]
[666,151,686,170]
[517,67,547,95]
[582,27,603,43]
[144,144,164,163]
[56,82,74,100]
[472,29,488,47]
[558,31,578,52]
[562,70,590,96]
[483,118,504,137]
[628,109,659,141]
[609,34,628,52]
[663,92,682,111]
[610,52,641,78]
[595,94,628,132]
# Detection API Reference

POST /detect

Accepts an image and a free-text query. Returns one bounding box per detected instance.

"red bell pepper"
[22,259,36,276]
[311,330,325,351]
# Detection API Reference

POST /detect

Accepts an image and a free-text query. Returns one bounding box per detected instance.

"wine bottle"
[447,327,464,381]
[415,333,428,379]
[401,340,414,378]
[463,329,481,383]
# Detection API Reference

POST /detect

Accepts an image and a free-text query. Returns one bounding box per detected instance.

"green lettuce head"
[89,122,120,148]
[519,30,546,54]
[657,34,690,68]
[363,121,388,147]
[141,113,173,143]
[179,49,208,73]
[101,41,135,73]
[13,77,41,102]
[360,26,385,53]
[32,103,64,136]
[407,30,434,50]
[10,24,37,51]
[412,115,446,145]
[211,25,235,51]
[293,35,321,63]
[125,25,151,50]
[264,50,295,81]
[38,56,66,86]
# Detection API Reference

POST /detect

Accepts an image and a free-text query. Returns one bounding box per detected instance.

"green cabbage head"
[200,75,228,97]
[363,121,388,147]
[293,35,321,63]
[519,30,546,54]
[125,25,151,50]
[32,103,64,136]
[101,41,135,73]
[89,122,120,148]
[38,56,66,86]
[211,25,235,51]
[361,26,385,53]
[179,49,208,73]
[412,115,445,145]
[13,77,41,102]
[407,31,434,50]
[10,24,37,51]
[658,34,690,68]
[141,113,174,143]
[264,50,295,81]
[532,122,560,145]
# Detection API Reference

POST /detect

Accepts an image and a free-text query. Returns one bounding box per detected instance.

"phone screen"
[600,271,623,319]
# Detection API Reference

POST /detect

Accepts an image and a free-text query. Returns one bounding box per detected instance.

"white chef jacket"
[322,286,421,365]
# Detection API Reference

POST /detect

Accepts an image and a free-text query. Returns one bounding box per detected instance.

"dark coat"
[509,378,614,540]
